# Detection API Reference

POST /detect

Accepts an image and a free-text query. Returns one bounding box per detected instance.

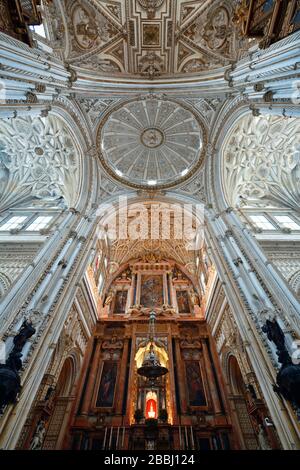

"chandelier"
[137,311,168,381]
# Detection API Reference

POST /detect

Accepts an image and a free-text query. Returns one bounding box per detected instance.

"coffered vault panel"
[53,0,248,78]
[98,96,204,188]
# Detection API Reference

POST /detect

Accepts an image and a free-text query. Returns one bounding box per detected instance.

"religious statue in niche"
[104,290,113,306]
[140,275,163,308]
[114,290,128,314]
[185,361,207,407]
[96,362,118,408]
[30,419,46,450]
[176,291,190,314]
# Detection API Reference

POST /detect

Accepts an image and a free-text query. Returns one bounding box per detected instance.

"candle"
[121,426,125,449]
[179,426,182,450]
[190,427,195,450]
[116,427,120,450]
[185,426,188,450]
[102,427,107,450]
[108,427,113,450]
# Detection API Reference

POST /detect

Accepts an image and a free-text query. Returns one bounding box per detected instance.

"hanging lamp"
[137,310,168,380]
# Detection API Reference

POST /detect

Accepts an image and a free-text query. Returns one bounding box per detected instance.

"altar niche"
[67,319,235,451]
[100,260,203,318]
[66,258,234,450]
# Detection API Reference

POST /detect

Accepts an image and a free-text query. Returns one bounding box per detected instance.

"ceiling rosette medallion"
[97,95,207,190]
[137,0,166,19]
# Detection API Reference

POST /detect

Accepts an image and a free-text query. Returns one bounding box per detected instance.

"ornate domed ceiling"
[98,97,205,189]
[50,0,249,79]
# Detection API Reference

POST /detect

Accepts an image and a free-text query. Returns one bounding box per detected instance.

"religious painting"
[176,290,190,314]
[114,290,128,314]
[185,361,207,407]
[96,362,118,408]
[140,275,163,308]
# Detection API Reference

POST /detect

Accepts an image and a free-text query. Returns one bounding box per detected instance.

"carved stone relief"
[0,243,41,297]
[0,116,80,211]
[48,0,250,77]
[261,244,300,298]
[223,115,300,210]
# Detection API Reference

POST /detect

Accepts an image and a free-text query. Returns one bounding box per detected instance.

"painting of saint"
[96,362,118,408]
[114,290,127,314]
[185,361,207,407]
[176,291,190,314]
[140,275,163,308]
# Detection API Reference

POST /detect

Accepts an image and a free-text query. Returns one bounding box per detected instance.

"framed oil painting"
[114,290,128,314]
[176,290,190,314]
[140,275,163,308]
[96,362,118,408]
[185,361,207,407]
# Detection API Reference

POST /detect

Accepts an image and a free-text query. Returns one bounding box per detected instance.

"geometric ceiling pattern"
[53,0,248,78]
[99,96,204,188]
[0,116,80,211]
[223,115,300,211]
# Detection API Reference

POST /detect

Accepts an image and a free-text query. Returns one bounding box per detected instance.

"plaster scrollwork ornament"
[223,115,300,211]
[203,6,232,51]
[137,0,165,19]
[140,51,164,78]
[0,272,11,299]
[102,335,123,350]
[24,309,42,328]
[0,116,80,212]
[70,2,118,53]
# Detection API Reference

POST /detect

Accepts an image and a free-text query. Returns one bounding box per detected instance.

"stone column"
[163,273,168,305]
[167,326,177,425]
[168,272,176,308]
[125,325,137,425]
[202,340,222,414]
[136,273,141,306]
[115,338,130,415]
[128,274,136,307]
[230,31,300,101]
[80,339,102,415]
[206,207,300,449]
[0,213,99,449]
[174,339,187,415]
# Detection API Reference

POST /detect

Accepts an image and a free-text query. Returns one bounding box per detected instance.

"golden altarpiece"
[62,256,238,451]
